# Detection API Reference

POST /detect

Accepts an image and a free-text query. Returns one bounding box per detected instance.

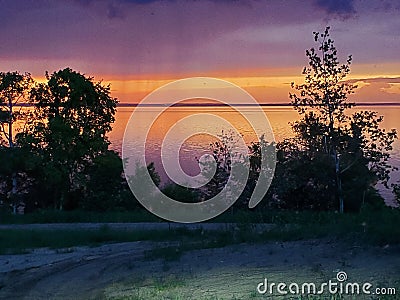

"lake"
[109,105,400,205]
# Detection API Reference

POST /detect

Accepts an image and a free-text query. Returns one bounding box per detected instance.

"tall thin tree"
[0,72,33,213]
[289,27,396,212]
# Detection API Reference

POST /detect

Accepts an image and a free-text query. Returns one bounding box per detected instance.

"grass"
[104,273,265,300]
[104,275,188,300]
[1,205,399,225]
[0,209,161,224]
[143,211,400,262]
[0,207,399,255]
[0,226,197,254]
[102,272,400,300]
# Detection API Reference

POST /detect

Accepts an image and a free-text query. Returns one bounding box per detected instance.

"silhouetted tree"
[80,150,126,211]
[18,68,118,210]
[197,131,235,201]
[0,71,34,212]
[0,72,33,147]
[286,27,397,212]
[393,183,400,207]
[162,183,199,203]
[197,131,274,211]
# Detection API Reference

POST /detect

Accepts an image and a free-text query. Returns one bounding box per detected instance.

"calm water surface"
[108,106,400,204]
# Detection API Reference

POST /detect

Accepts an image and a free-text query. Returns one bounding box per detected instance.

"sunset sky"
[1,0,400,103]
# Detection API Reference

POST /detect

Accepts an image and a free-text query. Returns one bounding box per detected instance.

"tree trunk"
[8,95,13,148]
[335,152,344,213]
[8,95,18,214]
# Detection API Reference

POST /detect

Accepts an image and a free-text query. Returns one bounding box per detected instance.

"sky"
[1,0,400,103]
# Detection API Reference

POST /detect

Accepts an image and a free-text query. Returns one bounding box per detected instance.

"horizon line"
[116,102,400,107]
[11,102,400,107]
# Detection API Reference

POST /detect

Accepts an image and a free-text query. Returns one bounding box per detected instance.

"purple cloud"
[314,0,356,17]
[0,0,399,79]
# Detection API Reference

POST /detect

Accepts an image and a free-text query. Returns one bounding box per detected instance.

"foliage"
[125,162,161,200]
[0,72,35,212]
[146,162,161,187]
[242,137,275,209]
[162,183,199,203]
[0,146,42,212]
[278,27,397,212]
[193,131,275,210]
[393,183,400,207]
[80,150,127,211]
[289,27,355,125]
[17,68,118,210]
[184,29,397,213]
[0,68,154,212]
[0,71,33,147]
[197,131,234,201]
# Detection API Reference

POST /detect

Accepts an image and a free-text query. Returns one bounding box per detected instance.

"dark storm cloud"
[72,0,246,20]
[314,0,356,16]
[72,0,162,5]
[121,0,165,3]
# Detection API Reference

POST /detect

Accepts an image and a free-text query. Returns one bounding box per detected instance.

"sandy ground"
[0,237,399,300]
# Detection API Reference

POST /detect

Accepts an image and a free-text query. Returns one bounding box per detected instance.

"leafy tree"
[285,27,397,212]
[80,150,126,211]
[198,135,231,201]
[0,71,34,212]
[19,68,118,210]
[124,161,162,210]
[196,131,274,210]
[393,183,400,208]
[0,71,33,147]
[162,183,199,203]
[0,146,41,212]
[240,136,275,210]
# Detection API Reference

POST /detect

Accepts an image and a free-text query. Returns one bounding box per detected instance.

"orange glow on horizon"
[101,76,304,104]
[28,63,400,104]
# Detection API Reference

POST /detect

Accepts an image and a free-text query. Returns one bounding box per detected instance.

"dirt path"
[1,239,399,299]
[0,241,158,299]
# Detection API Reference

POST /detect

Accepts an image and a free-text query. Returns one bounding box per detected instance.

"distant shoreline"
[116,102,400,107]
[12,102,400,107]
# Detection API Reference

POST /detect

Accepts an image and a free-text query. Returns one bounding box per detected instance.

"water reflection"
[111,105,400,204]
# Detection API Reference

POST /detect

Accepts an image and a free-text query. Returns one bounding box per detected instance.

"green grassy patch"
[144,208,400,262]
[104,275,188,300]
[0,209,161,224]
[1,207,399,255]
[0,226,196,255]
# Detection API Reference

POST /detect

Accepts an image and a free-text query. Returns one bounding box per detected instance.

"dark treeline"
[0,28,399,215]
[0,68,130,213]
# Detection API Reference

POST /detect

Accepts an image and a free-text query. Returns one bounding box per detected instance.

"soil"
[0,237,399,299]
